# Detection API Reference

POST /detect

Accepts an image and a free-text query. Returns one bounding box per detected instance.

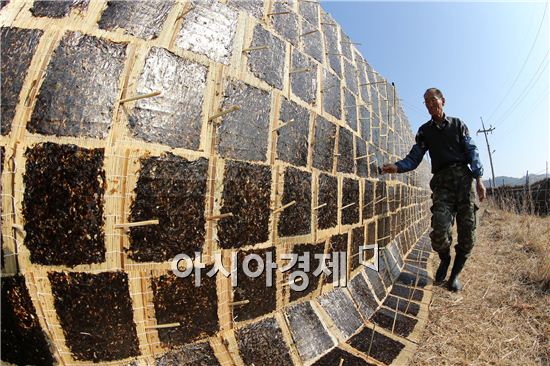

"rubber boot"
[448,252,467,292]
[435,250,451,283]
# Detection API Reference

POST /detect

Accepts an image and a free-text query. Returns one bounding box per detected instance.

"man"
[382,88,486,292]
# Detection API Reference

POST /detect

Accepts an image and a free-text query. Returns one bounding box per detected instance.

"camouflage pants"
[429,164,478,258]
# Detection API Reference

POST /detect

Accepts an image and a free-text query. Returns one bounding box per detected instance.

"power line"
[400,99,426,118]
[493,52,549,129]
[498,84,549,137]
[485,1,548,124]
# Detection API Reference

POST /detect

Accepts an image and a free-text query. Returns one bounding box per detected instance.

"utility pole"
[477,117,496,189]
[546,161,548,179]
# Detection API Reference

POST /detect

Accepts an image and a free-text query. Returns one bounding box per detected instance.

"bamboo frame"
[0,1,435,364]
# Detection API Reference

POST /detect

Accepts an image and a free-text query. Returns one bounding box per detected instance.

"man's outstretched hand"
[382,163,398,174]
[476,178,486,202]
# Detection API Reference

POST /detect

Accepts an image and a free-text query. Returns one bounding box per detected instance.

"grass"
[410,201,550,365]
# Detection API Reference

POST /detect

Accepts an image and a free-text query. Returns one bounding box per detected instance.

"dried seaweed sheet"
[228,0,263,18]
[23,143,106,266]
[285,301,335,362]
[151,270,218,346]
[301,19,323,63]
[371,307,418,337]
[271,1,298,46]
[290,48,317,105]
[233,248,277,322]
[348,273,378,320]
[350,226,364,270]
[218,160,271,249]
[247,24,286,90]
[325,233,347,284]
[360,106,370,141]
[337,127,354,174]
[276,97,310,167]
[312,115,336,172]
[377,215,390,247]
[370,87,381,122]
[321,11,341,77]
[236,317,294,366]
[317,172,338,230]
[31,0,88,18]
[28,32,126,139]
[0,146,4,268]
[344,88,358,131]
[383,295,420,317]
[375,180,388,214]
[128,154,208,262]
[363,266,386,303]
[175,0,237,65]
[49,271,139,361]
[1,275,54,365]
[322,69,342,119]
[312,347,376,366]
[390,284,424,302]
[156,341,221,366]
[278,167,311,237]
[347,327,405,365]
[317,288,363,338]
[342,178,359,225]
[389,239,404,268]
[340,29,354,61]
[98,0,174,40]
[1,27,43,135]
[356,137,368,177]
[128,47,207,150]
[288,242,324,302]
[344,58,359,96]
[299,0,319,25]
[357,60,371,104]
[217,80,271,162]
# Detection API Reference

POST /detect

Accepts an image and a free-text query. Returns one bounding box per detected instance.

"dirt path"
[410,207,550,365]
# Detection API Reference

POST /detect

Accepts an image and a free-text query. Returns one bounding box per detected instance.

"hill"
[484,173,547,188]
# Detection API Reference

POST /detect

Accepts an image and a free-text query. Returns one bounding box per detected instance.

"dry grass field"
[410,203,550,365]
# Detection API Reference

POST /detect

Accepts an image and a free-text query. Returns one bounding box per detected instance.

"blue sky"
[321,0,549,179]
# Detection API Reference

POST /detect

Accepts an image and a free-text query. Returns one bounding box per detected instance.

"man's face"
[424,92,445,119]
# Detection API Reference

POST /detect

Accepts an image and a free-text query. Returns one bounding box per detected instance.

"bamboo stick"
[341,202,356,210]
[229,300,249,306]
[208,105,241,121]
[313,203,327,210]
[299,29,319,37]
[273,200,296,214]
[267,11,291,16]
[115,220,159,229]
[242,45,268,52]
[289,67,310,74]
[120,91,161,103]
[272,119,295,132]
[207,213,234,221]
[145,322,180,330]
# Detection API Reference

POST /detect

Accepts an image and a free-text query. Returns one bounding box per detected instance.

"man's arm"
[464,134,484,178]
[382,129,428,174]
[395,143,428,173]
